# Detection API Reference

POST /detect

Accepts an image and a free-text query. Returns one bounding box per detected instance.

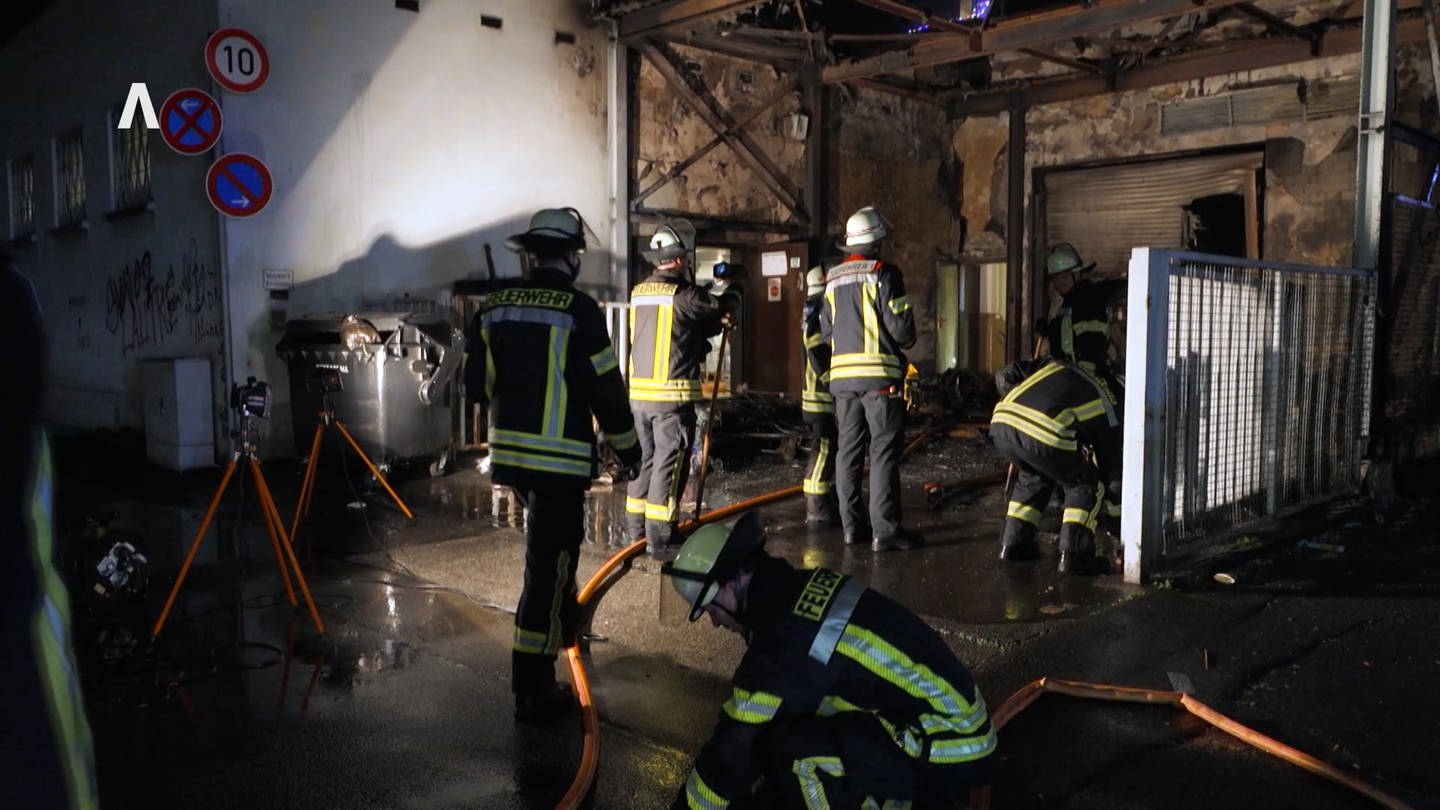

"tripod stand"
[152,415,325,638]
[290,394,414,549]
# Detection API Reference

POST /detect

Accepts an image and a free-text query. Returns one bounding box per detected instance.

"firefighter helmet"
[1045,242,1095,276]
[505,207,587,254]
[843,206,888,248]
[663,511,766,622]
[805,266,826,297]
[648,220,696,263]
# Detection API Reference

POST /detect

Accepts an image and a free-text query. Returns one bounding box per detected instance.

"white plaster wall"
[214,0,612,456]
[0,0,225,442]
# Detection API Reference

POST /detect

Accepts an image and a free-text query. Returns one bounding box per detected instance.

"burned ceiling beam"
[1230,3,1321,53]
[824,0,1256,83]
[639,40,806,219]
[947,14,1428,116]
[666,29,808,63]
[1018,46,1105,75]
[618,0,770,41]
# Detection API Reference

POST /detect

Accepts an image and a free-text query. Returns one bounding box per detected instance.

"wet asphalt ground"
[51,431,1440,809]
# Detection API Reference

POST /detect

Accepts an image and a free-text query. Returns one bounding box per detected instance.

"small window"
[52,128,86,229]
[7,154,35,240]
[109,105,152,214]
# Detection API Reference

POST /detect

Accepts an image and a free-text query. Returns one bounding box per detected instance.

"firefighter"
[800,265,838,526]
[626,220,730,559]
[662,511,997,809]
[1043,243,1115,371]
[820,206,924,551]
[464,207,641,723]
[990,358,1122,575]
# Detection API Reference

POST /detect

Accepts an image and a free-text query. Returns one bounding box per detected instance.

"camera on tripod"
[231,376,273,420]
[305,366,345,395]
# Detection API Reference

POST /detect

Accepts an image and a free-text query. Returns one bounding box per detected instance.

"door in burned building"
[937,260,1008,374]
[743,242,807,396]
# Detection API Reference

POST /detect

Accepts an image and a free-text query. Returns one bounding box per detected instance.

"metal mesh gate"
[1121,249,1376,582]
[1380,198,1440,458]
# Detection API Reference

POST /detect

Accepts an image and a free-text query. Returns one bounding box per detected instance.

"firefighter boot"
[1057,525,1107,576]
[805,494,839,527]
[515,682,574,725]
[998,520,1040,561]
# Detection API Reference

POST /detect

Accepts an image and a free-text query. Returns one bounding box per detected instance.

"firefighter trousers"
[991,426,1106,558]
[760,713,995,809]
[625,406,696,549]
[835,391,906,541]
[510,486,584,696]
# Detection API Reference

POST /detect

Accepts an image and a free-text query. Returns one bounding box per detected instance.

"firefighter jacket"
[990,359,1122,481]
[464,269,639,490]
[676,555,996,809]
[800,296,833,422]
[1047,277,1116,370]
[819,256,916,394]
[628,270,726,413]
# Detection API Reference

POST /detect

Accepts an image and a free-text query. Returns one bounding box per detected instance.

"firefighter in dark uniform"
[820,207,924,552]
[626,220,729,558]
[1043,243,1114,371]
[800,265,838,526]
[1,248,99,809]
[990,358,1122,575]
[662,511,997,808]
[464,208,641,723]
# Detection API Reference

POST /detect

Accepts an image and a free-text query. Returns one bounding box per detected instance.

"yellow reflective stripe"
[804,332,826,349]
[546,548,570,652]
[804,438,831,494]
[608,428,637,450]
[722,687,783,724]
[831,353,901,368]
[630,379,703,391]
[836,624,981,718]
[830,366,903,381]
[816,694,863,716]
[514,626,549,655]
[990,413,1078,451]
[685,770,729,810]
[1073,319,1108,335]
[590,345,619,376]
[888,295,910,315]
[995,400,1068,435]
[542,327,570,438]
[489,449,592,476]
[1007,502,1043,525]
[481,326,495,400]
[793,755,844,809]
[928,727,999,763]
[1067,398,1108,422]
[491,428,590,458]
[1063,507,1092,525]
[862,282,879,356]
[656,302,674,381]
[1006,360,1066,399]
[644,502,675,521]
[626,496,648,515]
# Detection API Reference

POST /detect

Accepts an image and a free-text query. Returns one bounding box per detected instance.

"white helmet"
[843,206,888,248]
[505,207,586,254]
[805,266,826,297]
[648,219,696,263]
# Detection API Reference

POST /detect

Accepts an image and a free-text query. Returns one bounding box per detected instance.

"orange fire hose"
[968,677,1411,810]
[556,424,947,808]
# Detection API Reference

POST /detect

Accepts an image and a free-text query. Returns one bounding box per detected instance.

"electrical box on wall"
[142,358,215,471]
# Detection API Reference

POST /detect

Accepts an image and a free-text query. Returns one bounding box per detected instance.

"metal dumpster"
[276,312,464,475]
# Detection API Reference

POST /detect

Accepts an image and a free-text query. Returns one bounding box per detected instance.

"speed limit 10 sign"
[205,27,269,94]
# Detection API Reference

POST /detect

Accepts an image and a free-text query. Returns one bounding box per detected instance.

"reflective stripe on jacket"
[819,257,916,394]
[990,360,1121,473]
[1048,277,1112,370]
[680,557,996,807]
[464,271,637,490]
[628,272,725,412]
[801,297,833,419]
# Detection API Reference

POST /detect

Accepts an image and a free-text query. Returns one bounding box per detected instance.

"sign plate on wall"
[206,27,270,93]
[263,269,293,290]
[761,251,788,278]
[767,277,783,302]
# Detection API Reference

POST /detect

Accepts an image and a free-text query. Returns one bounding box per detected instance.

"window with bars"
[109,106,152,213]
[7,154,35,240]
[52,128,86,229]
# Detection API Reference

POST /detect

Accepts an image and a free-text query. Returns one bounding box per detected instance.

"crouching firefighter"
[990,358,1122,575]
[464,207,641,723]
[662,511,997,809]
[626,220,730,559]
[800,265,838,526]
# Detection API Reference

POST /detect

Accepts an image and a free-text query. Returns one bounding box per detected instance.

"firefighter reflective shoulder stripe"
[805,576,865,665]
[834,624,980,718]
[888,294,910,315]
[723,686,783,724]
[684,769,729,810]
[590,345,618,377]
[482,305,576,331]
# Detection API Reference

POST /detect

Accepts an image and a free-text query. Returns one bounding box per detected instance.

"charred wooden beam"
[619,0,770,41]
[1231,3,1322,53]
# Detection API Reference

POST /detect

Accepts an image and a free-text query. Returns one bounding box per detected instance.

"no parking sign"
[206,153,273,218]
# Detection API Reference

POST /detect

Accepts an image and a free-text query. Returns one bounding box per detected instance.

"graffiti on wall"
[104,240,224,353]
